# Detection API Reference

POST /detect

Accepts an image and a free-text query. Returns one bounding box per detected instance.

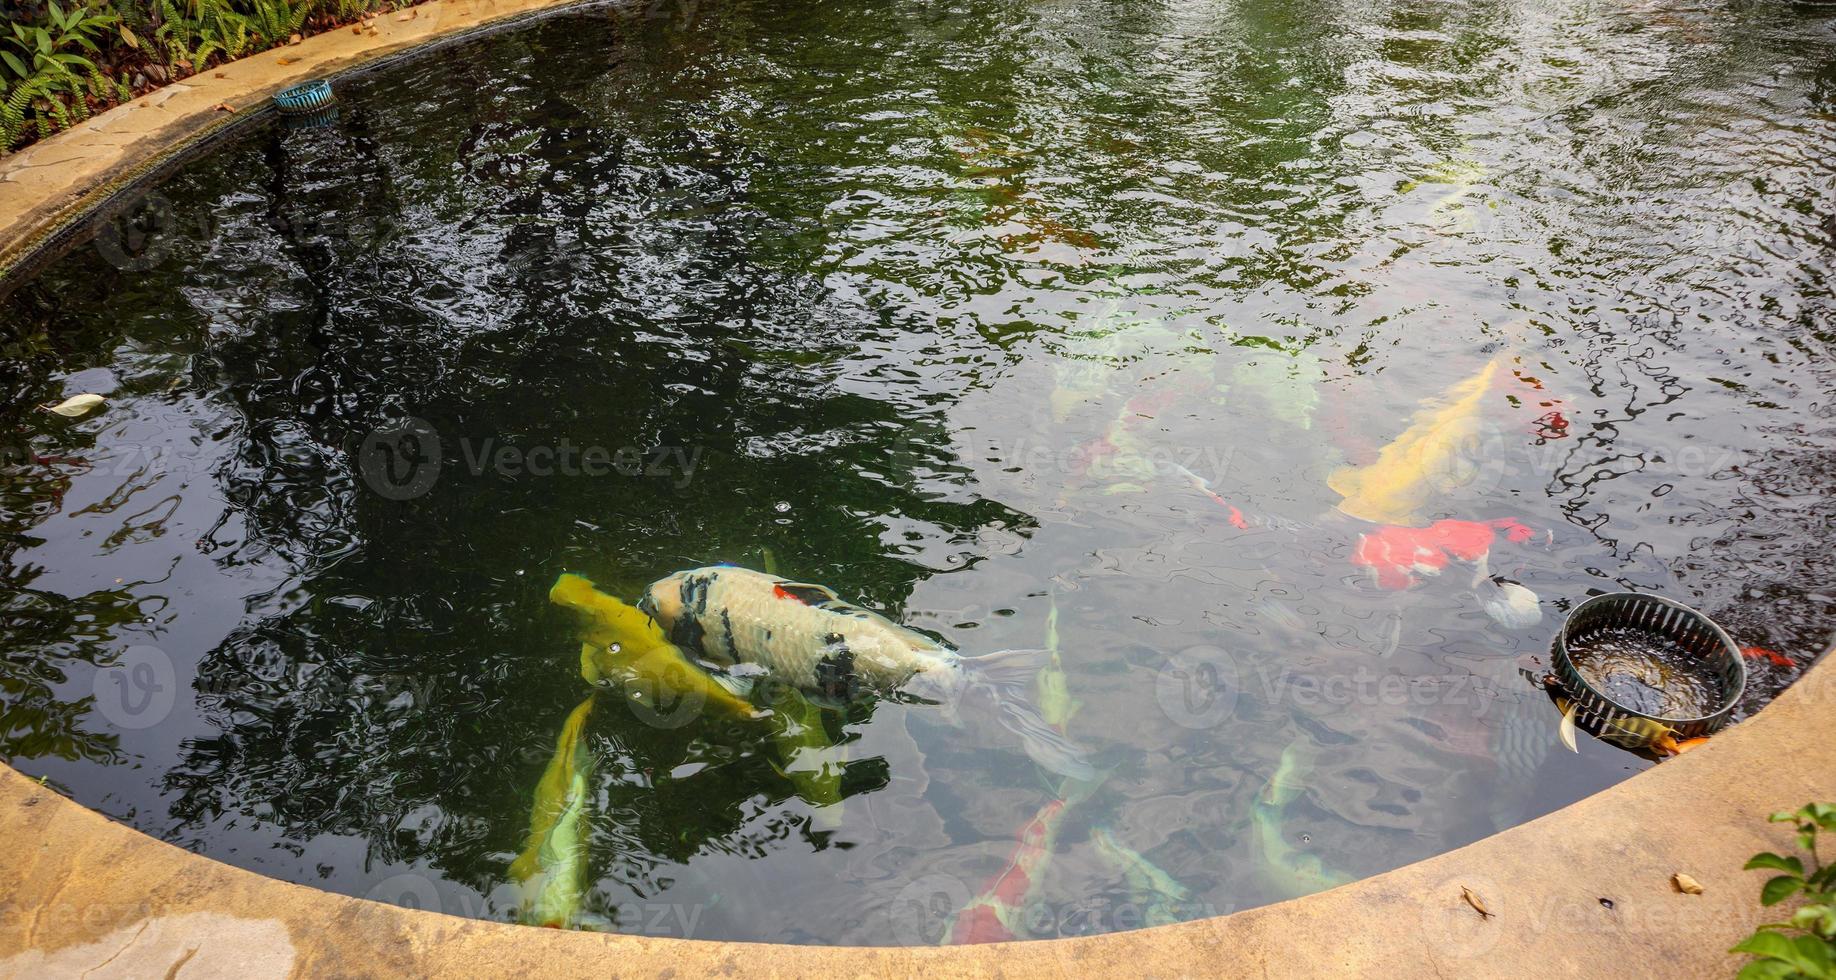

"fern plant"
[1,76,60,151]
[155,0,254,73]
[246,0,310,47]
[333,0,383,22]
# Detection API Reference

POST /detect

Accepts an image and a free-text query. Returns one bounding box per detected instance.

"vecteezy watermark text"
[454,438,702,486]
[357,417,703,500]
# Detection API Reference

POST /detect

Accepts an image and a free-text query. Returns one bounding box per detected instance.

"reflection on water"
[0,0,1831,945]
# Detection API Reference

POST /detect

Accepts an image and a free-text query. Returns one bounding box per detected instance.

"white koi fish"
[636,565,1096,780]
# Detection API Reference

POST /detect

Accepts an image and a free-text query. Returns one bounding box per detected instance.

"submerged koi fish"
[1328,359,1500,526]
[1551,693,1684,756]
[1251,739,1353,901]
[510,695,598,928]
[1168,463,1249,529]
[947,774,1105,944]
[1403,156,1489,232]
[1091,827,1193,927]
[943,594,1099,944]
[1350,517,1534,590]
[597,566,1094,779]
[765,683,848,831]
[948,796,1067,944]
[1035,593,1081,732]
[1741,646,1795,670]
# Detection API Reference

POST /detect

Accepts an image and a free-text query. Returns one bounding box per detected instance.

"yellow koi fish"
[1092,827,1193,927]
[549,573,759,721]
[1251,739,1353,901]
[1035,594,1081,732]
[510,695,597,928]
[1402,157,1489,232]
[1552,693,1683,755]
[766,683,848,831]
[1327,358,1500,526]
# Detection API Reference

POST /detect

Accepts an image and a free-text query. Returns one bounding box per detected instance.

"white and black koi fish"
[636,565,1097,780]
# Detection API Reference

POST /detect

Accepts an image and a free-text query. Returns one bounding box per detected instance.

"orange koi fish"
[1351,518,1534,590]
[1741,646,1795,669]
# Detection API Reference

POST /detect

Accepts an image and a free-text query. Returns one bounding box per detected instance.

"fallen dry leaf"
[1461,885,1493,919]
[288,33,303,44]
[1558,703,1579,753]
[214,72,227,79]
[397,9,417,19]
[278,57,299,65]
[1673,737,1711,754]
[212,103,236,113]
[1673,873,1705,895]
[351,24,362,33]
[44,394,105,417]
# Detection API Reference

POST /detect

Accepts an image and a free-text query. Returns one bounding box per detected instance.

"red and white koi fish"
[947,795,1069,944]
[1351,518,1535,590]
[1167,463,1249,529]
[947,772,1106,945]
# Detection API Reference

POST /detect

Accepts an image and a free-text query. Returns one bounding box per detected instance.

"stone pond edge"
[1,1,1832,973]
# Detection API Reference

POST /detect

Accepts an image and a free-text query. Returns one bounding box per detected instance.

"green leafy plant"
[332,0,384,22]
[1733,803,1836,979]
[1,0,437,156]
[155,0,254,74]
[246,0,310,47]
[1,74,61,150]
[2,1,118,92]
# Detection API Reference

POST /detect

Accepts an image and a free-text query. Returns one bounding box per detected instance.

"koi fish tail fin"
[963,648,1099,781]
[550,572,622,621]
[1472,575,1543,629]
[1056,764,1111,806]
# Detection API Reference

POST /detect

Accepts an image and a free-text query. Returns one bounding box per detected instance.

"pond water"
[1,0,1832,945]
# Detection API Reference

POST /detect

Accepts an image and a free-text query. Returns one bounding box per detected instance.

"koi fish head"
[637,571,689,628]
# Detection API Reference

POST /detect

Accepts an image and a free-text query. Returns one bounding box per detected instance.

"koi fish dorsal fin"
[772,582,840,606]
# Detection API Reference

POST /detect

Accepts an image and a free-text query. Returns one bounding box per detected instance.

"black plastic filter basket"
[1551,592,1745,744]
